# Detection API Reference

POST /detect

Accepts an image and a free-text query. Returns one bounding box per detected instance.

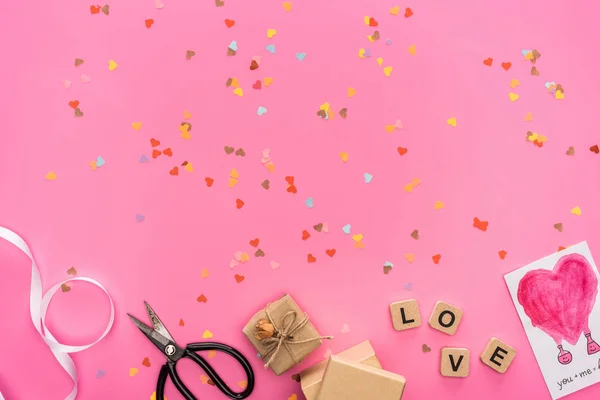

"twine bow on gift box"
[255,306,333,369]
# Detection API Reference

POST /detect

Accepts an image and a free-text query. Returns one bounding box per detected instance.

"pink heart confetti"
[229,259,239,269]
[155,0,164,8]
[341,324,350,333]
[322,223,329,232]
[62,80,72,89]
[80,74,91,83]
[252,55,262,64]
[394,120,403,129]
[233,251,243,262]
[270,260,280,269]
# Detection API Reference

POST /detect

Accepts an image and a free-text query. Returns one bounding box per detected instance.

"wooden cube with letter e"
[480,337,516,373]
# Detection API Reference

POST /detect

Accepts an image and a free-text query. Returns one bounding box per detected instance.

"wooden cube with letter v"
[440,348,470,377]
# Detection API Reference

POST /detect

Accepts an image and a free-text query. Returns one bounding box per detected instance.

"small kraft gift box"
[299,341,382,400]
[242,293,333,375]
[316,356,407,400]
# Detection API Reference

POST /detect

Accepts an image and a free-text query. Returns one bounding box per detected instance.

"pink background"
[1,0,599,399]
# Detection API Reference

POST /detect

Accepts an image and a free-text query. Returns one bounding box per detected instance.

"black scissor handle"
[155,342,255,400]
[186,342,255,399]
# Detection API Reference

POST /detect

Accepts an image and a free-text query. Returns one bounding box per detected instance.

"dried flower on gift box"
[255,319,276,340]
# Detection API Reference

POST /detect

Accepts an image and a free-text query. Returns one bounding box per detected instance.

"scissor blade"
[144,301,175,342]
[128,313,173,354]
[127,313,154,335]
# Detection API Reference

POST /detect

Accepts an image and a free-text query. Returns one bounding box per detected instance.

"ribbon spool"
[0,227,115,400]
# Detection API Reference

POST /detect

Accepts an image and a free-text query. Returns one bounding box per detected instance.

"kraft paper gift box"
[242,293,332,376]
[299,341,382,400]
[316,356,406,400]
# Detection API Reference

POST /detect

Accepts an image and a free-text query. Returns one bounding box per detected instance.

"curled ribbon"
[0,226,115,400]
[261,307,333,369]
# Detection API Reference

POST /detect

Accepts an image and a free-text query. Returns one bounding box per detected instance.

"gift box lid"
[316,356,406,400]
[300,341,381,400]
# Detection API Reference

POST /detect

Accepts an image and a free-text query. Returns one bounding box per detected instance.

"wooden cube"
[428,301,463,335]
[390,299,421,331]
[480,337,516,373]
[440,348,470,378]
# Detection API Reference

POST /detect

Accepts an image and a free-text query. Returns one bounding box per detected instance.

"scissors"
[128,302,255,400]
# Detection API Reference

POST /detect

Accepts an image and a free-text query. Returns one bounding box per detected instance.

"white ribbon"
[0,226,115,400]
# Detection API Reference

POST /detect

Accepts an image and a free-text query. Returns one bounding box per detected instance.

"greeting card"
[505,242,600,399]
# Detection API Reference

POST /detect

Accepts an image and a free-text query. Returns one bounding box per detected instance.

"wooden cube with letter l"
[480,337,516,373]
[390,299,421,331]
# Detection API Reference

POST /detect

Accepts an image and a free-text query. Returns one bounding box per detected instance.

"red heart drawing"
[483,58,493,66]
[145,19,154,28]
[69,100,80,109]
[501,62,512,71]
[224,19,235,28]
[518,253,598,345]
[252,80,262,90]
[169,167,179,176]
[90,5,101,14]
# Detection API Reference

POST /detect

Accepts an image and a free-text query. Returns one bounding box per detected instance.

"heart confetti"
[473,217,489,231]
[498,250,507,260]
[432,254,441,264]
[422,344,431,353]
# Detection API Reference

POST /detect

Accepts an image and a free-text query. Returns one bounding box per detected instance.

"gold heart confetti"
[74,108,84,117]
[61,283,71,292]
[446,117,457,127]
[224,146,235,154]
[108,60,118,70]
[74,58,84,66]
[131,122,142,130]
[339,108,348,118]
[227,48,236,56]
[101,4,109,15]
[383,265,392,275]
[282,1,292,11]
[347,87,356,97]
[67,266,77,276]
[509,78,520,88]
[422,344,432,353]
[434,201,445,210]
[46,171,57,181]
[410,229,419,240]
[235,148,246,157]
[509,92,519,102]
[261,179,270,190]
[571,206,582,216]
[566,146,575,156]
[201,268,210,278]
[408,44,416,55]
[524,112,533,122]
[255,249,265,257]
[129,368,139,377]
[531,66,539,76]
[340,152,349,162]
[203,330,213,339]
[405,253,415,263]
[215,0,224,6]
[186,50,195,60]
[554,223,563,232]
[313,223,323,232]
